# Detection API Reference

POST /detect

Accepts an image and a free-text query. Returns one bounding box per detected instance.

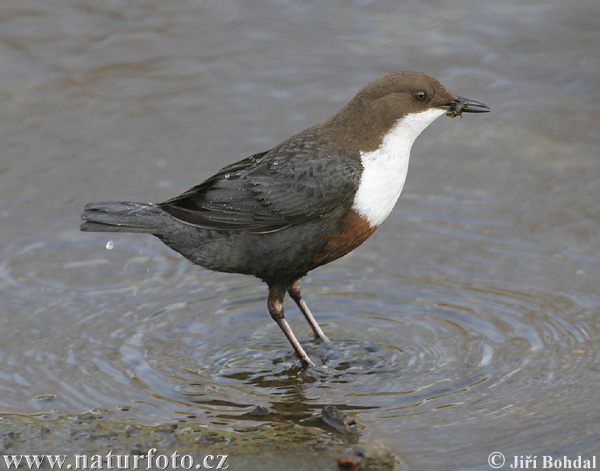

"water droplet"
[224,173,231,179]
[272,161,279,166]
[106,240,114,250]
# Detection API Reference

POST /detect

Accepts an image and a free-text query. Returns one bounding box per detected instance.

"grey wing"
[160,141,361,233]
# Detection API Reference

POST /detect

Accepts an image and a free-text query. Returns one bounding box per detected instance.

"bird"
[81,70,489,367]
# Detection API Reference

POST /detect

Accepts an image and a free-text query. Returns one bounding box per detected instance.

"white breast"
[352,108,445,227]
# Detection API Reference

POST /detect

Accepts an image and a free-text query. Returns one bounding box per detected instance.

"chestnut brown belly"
[311,209,378,268]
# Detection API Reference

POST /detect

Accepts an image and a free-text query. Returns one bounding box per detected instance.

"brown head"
[321,70,489,152]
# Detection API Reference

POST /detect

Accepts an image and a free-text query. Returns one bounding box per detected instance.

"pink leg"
[268,285,315,367]
[288,279,329,342]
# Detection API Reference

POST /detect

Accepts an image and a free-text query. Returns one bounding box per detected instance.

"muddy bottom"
[2,410,394,470]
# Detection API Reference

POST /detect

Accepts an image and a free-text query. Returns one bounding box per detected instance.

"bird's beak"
[443,96,490,118]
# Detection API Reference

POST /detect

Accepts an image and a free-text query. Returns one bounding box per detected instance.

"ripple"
[0,230,187,301]
[1,220,598,460]
[138,265,593,430]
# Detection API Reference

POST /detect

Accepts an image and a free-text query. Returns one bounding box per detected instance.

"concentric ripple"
[1,202,598,461]
[170,264,593,432]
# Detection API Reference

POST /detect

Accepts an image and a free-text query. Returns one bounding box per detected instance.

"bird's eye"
[414,90,427,102]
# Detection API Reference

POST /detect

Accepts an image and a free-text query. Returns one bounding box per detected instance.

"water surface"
[1,0,599,469]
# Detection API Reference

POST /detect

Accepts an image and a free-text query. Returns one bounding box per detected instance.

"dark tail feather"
[80,202,163,234]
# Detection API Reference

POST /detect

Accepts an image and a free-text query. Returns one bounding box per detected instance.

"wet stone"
[337,444,396,470]
[194,431,222,444]
[249,405,271,416]
[321,405,362,435]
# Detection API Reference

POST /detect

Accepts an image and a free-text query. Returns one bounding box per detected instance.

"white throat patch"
[352,108,445,227]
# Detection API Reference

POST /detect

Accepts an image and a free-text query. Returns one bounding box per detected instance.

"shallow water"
[1,0,599,469]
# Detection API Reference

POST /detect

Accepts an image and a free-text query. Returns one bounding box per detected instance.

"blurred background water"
[0,0,599,469]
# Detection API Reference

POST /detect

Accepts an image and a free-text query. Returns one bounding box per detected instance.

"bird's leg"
[288,279,329,342]
[268,285,315,367]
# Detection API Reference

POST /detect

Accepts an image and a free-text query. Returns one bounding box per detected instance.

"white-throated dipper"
[81,70,489,367]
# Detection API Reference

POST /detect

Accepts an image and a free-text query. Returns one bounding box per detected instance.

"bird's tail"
[80,202,164,234]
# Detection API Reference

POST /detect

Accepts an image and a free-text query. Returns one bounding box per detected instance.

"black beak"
[443,96,490,118]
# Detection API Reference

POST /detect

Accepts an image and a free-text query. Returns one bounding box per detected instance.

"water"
[1,0,599,469]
